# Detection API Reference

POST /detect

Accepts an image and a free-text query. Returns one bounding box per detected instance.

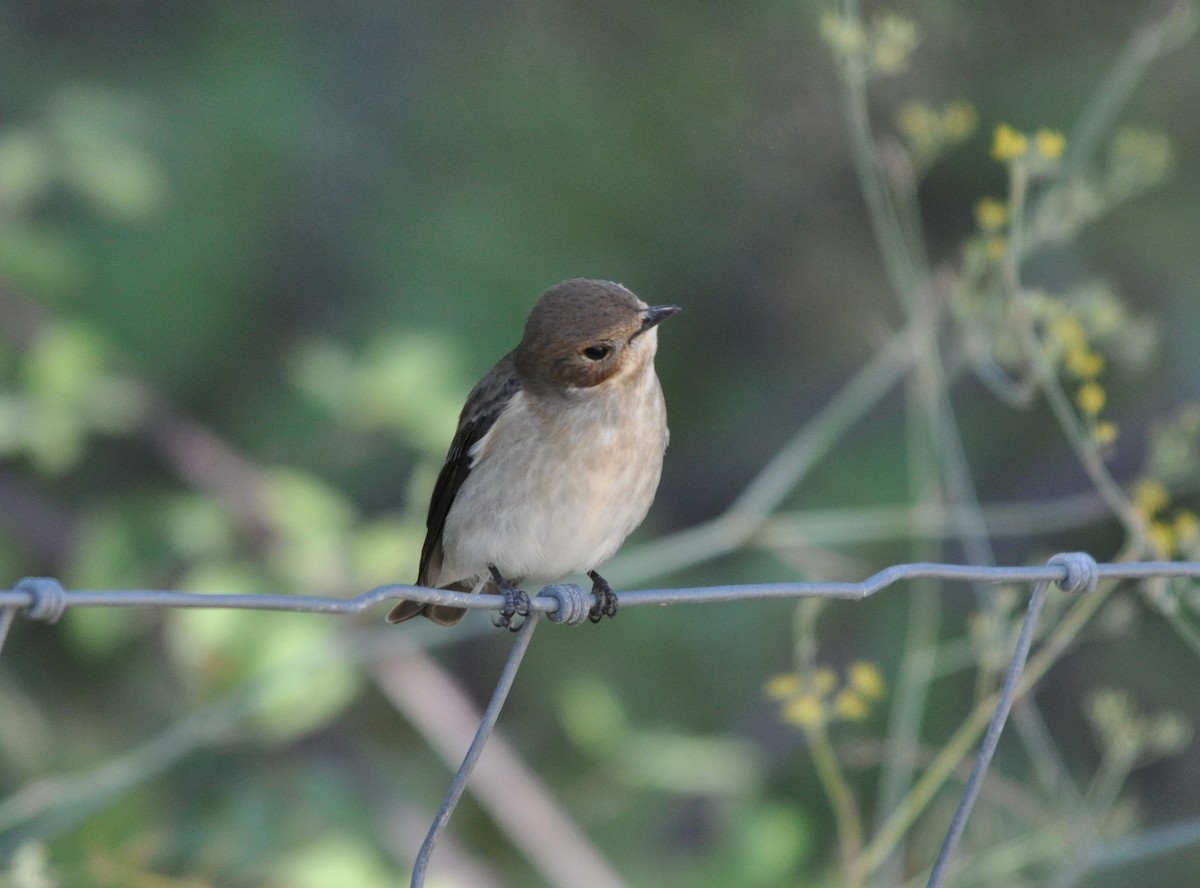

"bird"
[386,278,679,629]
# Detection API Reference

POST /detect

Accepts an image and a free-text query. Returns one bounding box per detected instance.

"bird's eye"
[582,344,610,361]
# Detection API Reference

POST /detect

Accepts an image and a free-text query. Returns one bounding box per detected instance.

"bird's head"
[514,279,679,393]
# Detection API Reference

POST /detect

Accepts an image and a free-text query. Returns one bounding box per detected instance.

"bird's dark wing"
[421,352,522,585]
[387,354,521,625]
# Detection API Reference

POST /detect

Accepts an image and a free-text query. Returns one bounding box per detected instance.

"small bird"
[387,278,679,628]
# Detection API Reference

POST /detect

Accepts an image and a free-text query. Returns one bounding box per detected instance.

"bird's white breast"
[436,357,667,587]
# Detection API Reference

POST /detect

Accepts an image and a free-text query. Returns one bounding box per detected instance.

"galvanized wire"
[4,554,1200,886]
[926,572,1054,887]
[6,559,1198,625]
[410,610,541,888]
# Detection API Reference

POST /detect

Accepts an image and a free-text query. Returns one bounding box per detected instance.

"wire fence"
[4,553,1200,887]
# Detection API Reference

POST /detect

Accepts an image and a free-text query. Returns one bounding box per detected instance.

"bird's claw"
[587,571,619,623]
[489,564,530,632]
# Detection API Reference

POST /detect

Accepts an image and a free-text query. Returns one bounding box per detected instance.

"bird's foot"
[488,564,530,632]
[587,570,619,623]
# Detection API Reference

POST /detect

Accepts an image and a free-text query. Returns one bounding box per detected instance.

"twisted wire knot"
[18,576,68,624]
[539,583,592,626]
[1048,552,1099,595]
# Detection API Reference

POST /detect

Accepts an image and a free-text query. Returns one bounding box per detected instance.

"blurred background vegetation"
[1,1,1199,886]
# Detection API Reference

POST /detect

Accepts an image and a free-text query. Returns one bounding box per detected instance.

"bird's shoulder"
[457,352,523,447]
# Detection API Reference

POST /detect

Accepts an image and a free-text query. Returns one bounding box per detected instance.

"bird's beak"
[640,304,681,332]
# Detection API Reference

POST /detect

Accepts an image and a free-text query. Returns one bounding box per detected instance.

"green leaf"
[273,834,395,888]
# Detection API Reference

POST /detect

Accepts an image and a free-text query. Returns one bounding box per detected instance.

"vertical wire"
[926,578,1052,887]
[411,611,541,888]
[0,607,18,657]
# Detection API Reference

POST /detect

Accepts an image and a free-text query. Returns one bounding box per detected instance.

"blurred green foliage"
[2,1,1200,886]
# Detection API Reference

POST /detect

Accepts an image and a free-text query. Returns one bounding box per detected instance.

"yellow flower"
[870,14,920,74]
[819,11,867,56]
[848,661,885,699]
[896,102,939,151]
[897,100,977,169]
[834,690,869,721]
[1133,479,1170,517]
[984,235,1008,261]
[765,673,800,699]
[1093,422,1119,446]
[1076,382,1106,416]
[1049,314,1087,349]
[783,693,826,730]
[814,666,839,695]
[1174,510,1199,545]
[1035,129,1066,161]
[992,124,1029,161]
[975,197,1009,231]
[942,102,978,140]
[770,661,886,730]
[1148,520,1176,557]
[1065,345,1105,379]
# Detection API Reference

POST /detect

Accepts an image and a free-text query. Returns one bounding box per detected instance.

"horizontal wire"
[3,560,1199,622]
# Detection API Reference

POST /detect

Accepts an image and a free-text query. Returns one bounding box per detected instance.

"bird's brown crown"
[514,278,669,392]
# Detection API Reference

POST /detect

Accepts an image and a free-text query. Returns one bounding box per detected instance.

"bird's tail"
[385,579,474,625]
